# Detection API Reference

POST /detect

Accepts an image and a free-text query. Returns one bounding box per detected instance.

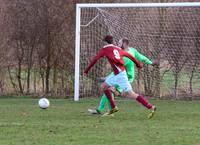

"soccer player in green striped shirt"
[88,38,157,118]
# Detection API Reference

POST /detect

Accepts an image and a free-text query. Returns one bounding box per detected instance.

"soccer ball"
[38,98,50,109]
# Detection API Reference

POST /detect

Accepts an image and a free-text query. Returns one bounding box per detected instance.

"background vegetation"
[0,0,199,99]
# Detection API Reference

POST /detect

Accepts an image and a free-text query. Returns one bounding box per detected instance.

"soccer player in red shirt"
[84,35,156,118]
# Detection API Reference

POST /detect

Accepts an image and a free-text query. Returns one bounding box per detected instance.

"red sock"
[136,95,152,109]
[104,90,116,109]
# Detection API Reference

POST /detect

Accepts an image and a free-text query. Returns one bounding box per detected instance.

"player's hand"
[152,60,159,66]
[136,63,143,69]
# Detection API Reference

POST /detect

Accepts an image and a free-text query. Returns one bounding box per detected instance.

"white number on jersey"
[113,49,120,59]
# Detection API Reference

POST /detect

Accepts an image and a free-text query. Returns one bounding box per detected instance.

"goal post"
[74,4,81,101]
[75,2,200,101]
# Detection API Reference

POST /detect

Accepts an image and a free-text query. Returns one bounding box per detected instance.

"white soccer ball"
[38,98,50,109]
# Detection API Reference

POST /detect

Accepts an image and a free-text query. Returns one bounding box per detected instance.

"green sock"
[97,94,108,113]
[97,92,115,113]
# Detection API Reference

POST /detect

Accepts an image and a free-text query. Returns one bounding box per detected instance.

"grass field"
[0,98,200,145]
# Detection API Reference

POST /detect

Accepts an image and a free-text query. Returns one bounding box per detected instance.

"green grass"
[0,98,200,145]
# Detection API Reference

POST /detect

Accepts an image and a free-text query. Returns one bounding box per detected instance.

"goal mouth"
[75,2,200,101]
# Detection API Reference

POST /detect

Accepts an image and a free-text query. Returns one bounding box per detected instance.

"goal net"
[75,3,200,101]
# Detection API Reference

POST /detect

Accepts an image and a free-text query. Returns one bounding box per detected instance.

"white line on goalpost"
[74,2,200,101]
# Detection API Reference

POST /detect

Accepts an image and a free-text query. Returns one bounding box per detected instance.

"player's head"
[103,35,114,44]
[118,37,129,49]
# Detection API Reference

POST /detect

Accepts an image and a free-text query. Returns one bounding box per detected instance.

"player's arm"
[134,49,152,65]
[84,49,104,74]
[134,49,158,66]
[123,51,142,69]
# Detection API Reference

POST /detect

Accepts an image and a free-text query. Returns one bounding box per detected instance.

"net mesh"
[79,6,200,99]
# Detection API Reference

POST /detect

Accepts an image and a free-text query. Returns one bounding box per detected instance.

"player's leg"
[117,71,156,118]
[101,93,116,117]
[101,72,130,115]
[88,94,107,114]
[101,72,134,115]
[101,80,119,115]
[88,73,115,115]
[105,85,122,111]
[101,82,116,108]
[104,86,116,110]
[97,73,116,113]
[104,79,131,112]
[125,90,153,109]
[102,86,121,117]
[98,94,108,113]
[102,72,136,115]
[126,90,156,119]
[105,93,115,110]
[88,90,116,115]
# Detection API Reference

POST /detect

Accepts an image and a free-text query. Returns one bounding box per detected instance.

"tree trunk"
[34,68,37,94]
[189,71,194,96]
[61,69,65,95]
[17,60,23,94]
[45,55,51,94]
[53,61,58,95]
[41,72,45,93]
[189,61,197,95]
[27,46,34,94]
[154,63,160,97]
[174,73,178,99]
[8,67,17,92]
[27,65,31,94]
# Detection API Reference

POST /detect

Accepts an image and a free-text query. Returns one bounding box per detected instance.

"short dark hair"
[103,35,113,44]
[122,38,129,45]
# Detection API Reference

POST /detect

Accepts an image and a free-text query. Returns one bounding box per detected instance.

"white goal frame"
[74,2,200,101]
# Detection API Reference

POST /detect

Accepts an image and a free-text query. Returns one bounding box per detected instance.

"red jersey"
[84,44,142,75]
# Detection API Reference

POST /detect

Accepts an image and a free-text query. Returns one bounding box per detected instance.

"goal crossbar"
[77,2,200,8]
